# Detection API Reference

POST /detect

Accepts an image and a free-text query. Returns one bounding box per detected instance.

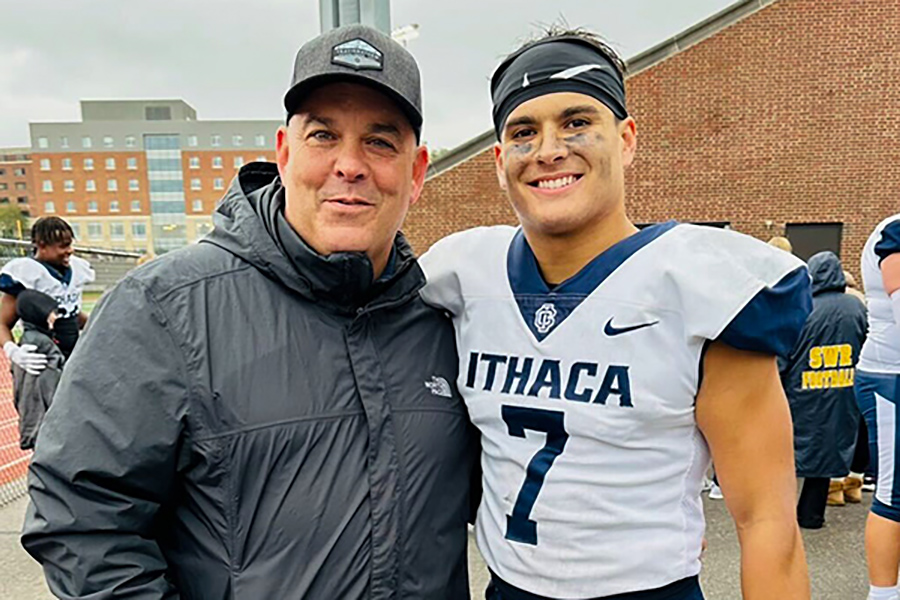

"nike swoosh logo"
[603,318,659,337]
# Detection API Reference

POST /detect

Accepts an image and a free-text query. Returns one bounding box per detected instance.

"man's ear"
[275,122,291,178]
[619,116,637,168]
[494,143,508,191]
[408,145,430,207]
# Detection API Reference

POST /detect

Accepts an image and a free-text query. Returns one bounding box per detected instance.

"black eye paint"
[563,133,590,148]
[507,142,534,157]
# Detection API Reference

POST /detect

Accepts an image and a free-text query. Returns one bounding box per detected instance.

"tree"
[0,205,28,239]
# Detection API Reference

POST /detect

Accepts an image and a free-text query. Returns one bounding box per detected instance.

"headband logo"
[520,63,612,89]
[332,38,384,71]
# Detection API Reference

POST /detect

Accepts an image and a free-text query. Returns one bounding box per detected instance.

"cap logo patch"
[332,38,383,71]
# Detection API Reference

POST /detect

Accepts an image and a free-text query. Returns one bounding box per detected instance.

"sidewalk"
[0,497,52,600]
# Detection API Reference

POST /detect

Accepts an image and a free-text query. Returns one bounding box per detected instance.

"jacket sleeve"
[21,276,190,600]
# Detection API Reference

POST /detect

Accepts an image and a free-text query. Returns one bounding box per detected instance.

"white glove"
[4,341,48,376]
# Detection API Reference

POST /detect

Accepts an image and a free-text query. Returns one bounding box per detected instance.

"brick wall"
[407,0,900,277]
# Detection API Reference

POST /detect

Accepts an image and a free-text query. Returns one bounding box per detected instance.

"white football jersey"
[858,213,900,374]
[0,256,95,318]
[420,223,809,598]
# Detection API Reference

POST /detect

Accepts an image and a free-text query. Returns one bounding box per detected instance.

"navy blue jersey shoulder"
[875,219,900,264]
[0,274,25,296]
[718,266,812,358]
[507,221,679,342]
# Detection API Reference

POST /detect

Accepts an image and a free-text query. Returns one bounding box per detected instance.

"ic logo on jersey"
[534,303,557,334]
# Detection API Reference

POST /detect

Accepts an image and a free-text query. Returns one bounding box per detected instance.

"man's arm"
[696,341,810,600]
[22,277,189,599]
[0,292,18,346]
[76,309,89,329]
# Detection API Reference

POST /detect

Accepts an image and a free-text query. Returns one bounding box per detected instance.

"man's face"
[494,92,636,239]
[275,82,428,273]
[36,238,74,269]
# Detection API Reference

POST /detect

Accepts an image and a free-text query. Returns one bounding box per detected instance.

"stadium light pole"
[319,0,391,33]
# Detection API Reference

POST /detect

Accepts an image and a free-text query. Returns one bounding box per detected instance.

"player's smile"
[526,173,584,195]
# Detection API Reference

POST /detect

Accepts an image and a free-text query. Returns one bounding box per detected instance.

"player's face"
[494,92,636,238]
[276,82,428,274]
[36,239,74,269]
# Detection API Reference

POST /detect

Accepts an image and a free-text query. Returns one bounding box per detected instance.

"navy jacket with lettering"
[779,251,867,478]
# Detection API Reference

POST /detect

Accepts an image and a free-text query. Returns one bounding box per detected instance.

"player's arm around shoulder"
[696,342,810,599]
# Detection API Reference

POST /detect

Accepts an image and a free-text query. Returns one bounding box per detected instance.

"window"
[42,180,53,192]
[16,197,27,205]
[64,180,74,192]
[110,222,125,240]
[132,222,147,240]
[0,197,8,204]
[14,168,25,176]
[70,223,80,239]
[105,158,116,170]
[131,200,141,212]
[191,178,201,191]
[125,136,136,148]
[62,158,72,171]
[15,182,26,190]
[37,137,49,149]
[127,157,137,170]
[212,156,222,169]
[192,199,203,212]
[234,156,244,169]
[129,179,139,191]
[109,199,120,212]
[211,134,221,147]
[785,223,844,262]
[84,158,94,170]
[44,201,55,213]
[107,179,118,192]
[189,157,200,169]
[256,156,267,162]
[196,222,213,236]
[60,136,69,149]
[232,135,243,147]
[39,159,50,171]
[0,169,5,176]
[66,201,76,213]
[82,136,92,149]
[87,200,98,212]
[86,180,96,192]
[255,134,266,147]
[187,135,198,147]
[213,178,224,190]
[103,136,114,148]
[0,183,6,190]
[88,222,102,240]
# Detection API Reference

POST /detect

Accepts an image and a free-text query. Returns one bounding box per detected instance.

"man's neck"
[526,210,638,286]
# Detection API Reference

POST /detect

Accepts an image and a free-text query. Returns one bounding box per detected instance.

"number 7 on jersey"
[501,405,569,545]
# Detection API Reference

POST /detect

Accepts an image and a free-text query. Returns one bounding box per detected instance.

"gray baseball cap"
[284,25,423,140]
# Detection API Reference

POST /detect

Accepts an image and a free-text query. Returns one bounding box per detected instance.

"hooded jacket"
[780,251,867,478]
[22,163,479,599]
[11,290,65,450]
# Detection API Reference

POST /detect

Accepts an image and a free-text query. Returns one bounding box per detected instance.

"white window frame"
[191,178,201,191]
[87,200,98,213]
[131,199,141,212]
[62,158,72,171]
[64,180,74,192]
[129,179,139,191]
[42,180,53,192]
[37,137,49,149]
[82,136,92,149]
[213,178,224,190]
[192,199,203,212]
[105,158,116,170]
[39,159,50,171]
[107,179,118,192]
[109,199,120,212]
[44,201,55,213]
[86,180,96,192]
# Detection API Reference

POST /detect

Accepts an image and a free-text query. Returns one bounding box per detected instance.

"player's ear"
[494,143,508,191]
[619,116,637,168]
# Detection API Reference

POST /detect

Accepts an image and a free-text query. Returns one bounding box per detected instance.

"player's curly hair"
[511,24,627,79]
[31,216,74,247]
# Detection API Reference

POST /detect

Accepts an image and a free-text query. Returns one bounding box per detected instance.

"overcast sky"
[1,0,737,152]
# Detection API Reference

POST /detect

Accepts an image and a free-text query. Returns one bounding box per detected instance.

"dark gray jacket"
[12,326,65,450]
[780,251,867,478]
[22,163,479,599]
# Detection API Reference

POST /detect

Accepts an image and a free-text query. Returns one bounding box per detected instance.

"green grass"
[82,291,103,315]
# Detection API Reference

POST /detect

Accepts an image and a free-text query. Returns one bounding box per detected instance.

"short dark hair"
[31,216,74,246]
[511,25,627,80]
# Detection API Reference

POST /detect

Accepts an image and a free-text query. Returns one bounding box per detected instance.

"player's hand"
[4,341,48,375]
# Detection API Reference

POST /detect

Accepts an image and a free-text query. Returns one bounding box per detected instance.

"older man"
[22,25,478,599]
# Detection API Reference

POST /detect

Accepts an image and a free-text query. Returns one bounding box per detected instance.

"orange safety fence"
[0,357,30,506]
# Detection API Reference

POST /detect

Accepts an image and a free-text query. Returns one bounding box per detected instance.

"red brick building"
[0,149,32,219]
[407,0,900,273]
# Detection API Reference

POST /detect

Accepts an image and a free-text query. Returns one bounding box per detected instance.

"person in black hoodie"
[11,289,65,450]
[780,251,868,528]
